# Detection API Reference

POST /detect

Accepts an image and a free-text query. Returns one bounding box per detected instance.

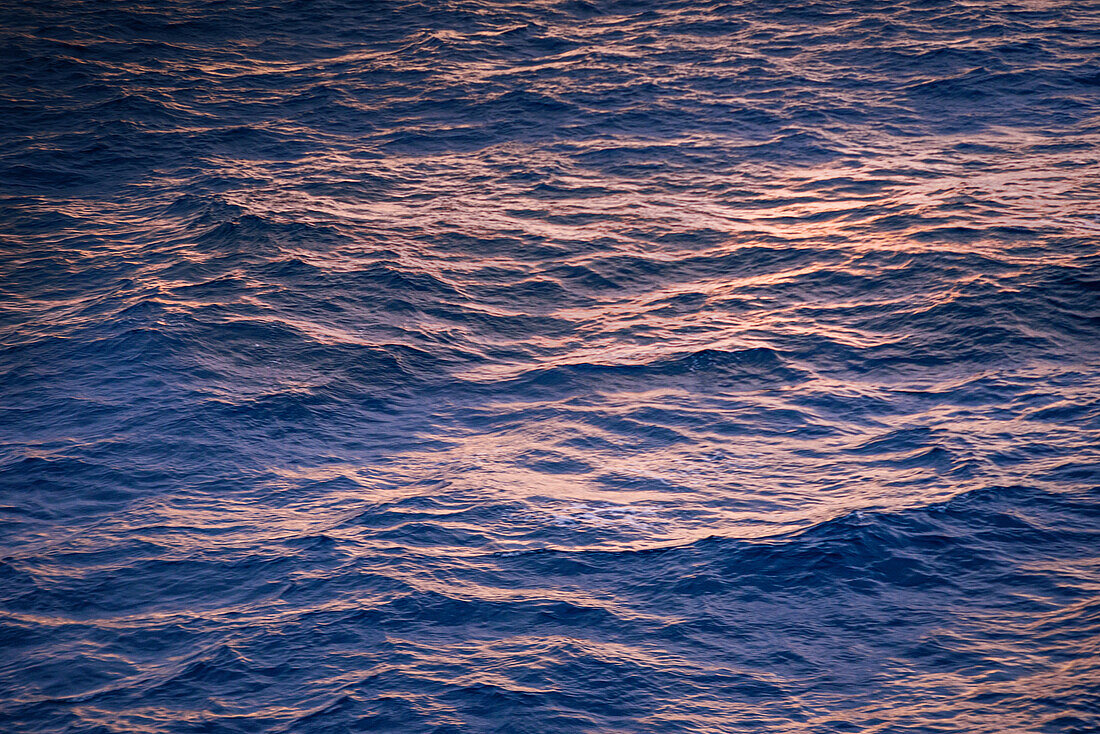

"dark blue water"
[3,0,1100,731]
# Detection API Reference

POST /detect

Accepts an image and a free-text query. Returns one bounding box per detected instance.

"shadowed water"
[2,0,1099,731]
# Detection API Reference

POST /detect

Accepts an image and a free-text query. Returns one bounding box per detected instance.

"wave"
[2,0,1099,731]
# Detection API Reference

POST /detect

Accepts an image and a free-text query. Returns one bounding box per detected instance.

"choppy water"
[3,0,1100,731]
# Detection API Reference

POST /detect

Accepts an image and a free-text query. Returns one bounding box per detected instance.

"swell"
[2,487,1096,733]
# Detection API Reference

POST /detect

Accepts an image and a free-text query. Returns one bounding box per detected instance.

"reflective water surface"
[2,0,1099,731]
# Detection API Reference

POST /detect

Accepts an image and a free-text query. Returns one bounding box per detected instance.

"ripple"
[2,0,1099,731]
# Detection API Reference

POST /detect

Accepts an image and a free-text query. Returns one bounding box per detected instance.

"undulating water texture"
[3,0,1100,731]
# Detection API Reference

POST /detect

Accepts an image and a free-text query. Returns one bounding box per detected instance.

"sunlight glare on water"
[1,0,1099,731]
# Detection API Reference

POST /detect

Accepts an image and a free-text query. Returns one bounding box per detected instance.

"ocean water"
[2,0,1099,731]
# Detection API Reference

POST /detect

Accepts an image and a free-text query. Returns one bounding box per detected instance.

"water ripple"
[2,0,1098,731]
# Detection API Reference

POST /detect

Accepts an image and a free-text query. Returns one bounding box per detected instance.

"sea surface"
[2,0,1100,732]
